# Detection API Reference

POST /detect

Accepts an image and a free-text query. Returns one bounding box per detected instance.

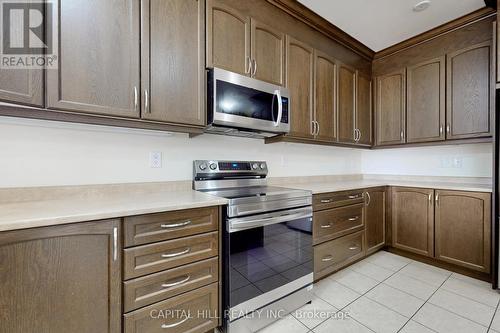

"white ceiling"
[297,0,486,52]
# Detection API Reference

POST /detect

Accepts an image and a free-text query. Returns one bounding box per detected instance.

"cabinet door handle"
[439,125,443,135]
[400,130,404,140]
[161,316,189,329]
[357,129,362,142]
[252,59,257,77]
[311,121,316,136]
[113,227,118,262]
[161,220,191,229]
[348,216,359,221]
[320,223,332,229]
[161,247,190,258]
[348,245,359,251]
[320,199,332,203]
[435,193,439,204]
[316,121,320,136]
[145,89,150,113]
[246,56,252,74]
[446,124,450,133]
[161,275,191,288]
[133,86,138,112]
[365,192,371,206]
[428,194,432,204]
[321,255,334,262]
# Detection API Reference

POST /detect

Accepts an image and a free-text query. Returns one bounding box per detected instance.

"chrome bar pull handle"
[161,317,189,329]
[252,59,257,77]
[161,247,190,258]
[320,199,332,203]
[161,275,191,288]
[320,224,332,229]
[145,89,150,113]
[113,227,118,262]
[133,86,138,112]
[348,245,359,251]
[245,56,252,74]
[348,216,359,222]
[161,220,191,229]
[321,255,334,262]
[365,192,371,206]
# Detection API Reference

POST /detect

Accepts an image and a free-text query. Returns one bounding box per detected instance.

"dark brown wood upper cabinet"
[0,68,43,107]
[250,18,285,86]
[314,50,337,142]
[375,69,406,146]
[356,72,372,146]
[46,0,140,118]
[286,36,314,139]
[0,219,121,333]
[364,187,386,255]
[407,56,445,143]
[206,0,250,76]
[434,190,491,273]
[140,0,205,126]
[446,41,492,140]
[337,63,356,143]
[392,187,434,257]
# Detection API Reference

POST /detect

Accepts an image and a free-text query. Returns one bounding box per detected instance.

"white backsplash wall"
[0,117,362,188]
[361,143,493,178]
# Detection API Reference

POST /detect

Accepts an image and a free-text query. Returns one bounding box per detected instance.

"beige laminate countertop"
[0,189,228,232]
[280,179,493,194]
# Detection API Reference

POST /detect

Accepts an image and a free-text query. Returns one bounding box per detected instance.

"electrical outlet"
[149,151,162,168]
[453,156,463,169]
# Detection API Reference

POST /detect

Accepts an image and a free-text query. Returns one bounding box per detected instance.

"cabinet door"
[141,0,205,125]
[206,0,250,76]
[435,190,491,273]
[314,50,337,142]
[250,18,285,86]
[286,36,314,139]
[364,187,386,254]
[446,41,492,139]
[375,69,406,146]
[0,68,42,107]
[356,72,372,146]
[47,0,140,118]
[392,187,434,257]
[0,220,121,333]
[407,57,445,143]
[337,63,356,143]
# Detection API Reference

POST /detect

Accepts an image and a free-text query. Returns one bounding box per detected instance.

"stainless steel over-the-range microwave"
[206,68,290,138]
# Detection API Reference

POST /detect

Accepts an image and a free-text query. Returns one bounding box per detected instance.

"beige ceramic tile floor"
[258,251,500,333]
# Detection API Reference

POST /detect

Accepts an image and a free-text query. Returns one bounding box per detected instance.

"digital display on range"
[219,162,251,171]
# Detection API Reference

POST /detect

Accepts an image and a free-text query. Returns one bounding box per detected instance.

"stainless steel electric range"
[193,160,313,333]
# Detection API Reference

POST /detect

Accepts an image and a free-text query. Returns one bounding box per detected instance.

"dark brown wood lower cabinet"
[364,187,386,254]
[392,187,434,257]
[0,219,121,333]
[435,190,491,273]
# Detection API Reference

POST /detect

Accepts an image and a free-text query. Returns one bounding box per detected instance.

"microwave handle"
[273,89,283,127]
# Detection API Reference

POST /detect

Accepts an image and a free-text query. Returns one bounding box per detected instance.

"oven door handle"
[273,89,283,127]
[229,207,312,232]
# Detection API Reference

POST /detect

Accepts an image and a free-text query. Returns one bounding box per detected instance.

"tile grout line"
[487,297,500,332]
[440,283,500,309]
[396,272,452,333]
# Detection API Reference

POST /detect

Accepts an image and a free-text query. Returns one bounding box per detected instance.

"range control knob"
[209,163,217,170]
[260,163,266,169]
[199,163,207,170]
[252,163,259,170]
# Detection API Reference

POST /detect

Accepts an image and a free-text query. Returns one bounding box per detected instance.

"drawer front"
[124,232,218,279]
[313,190,364,211]
[313,204,364,245]
[124,283,218,333]
[124,207,219,247]
[314,231,364,280]
[124,257,219,312]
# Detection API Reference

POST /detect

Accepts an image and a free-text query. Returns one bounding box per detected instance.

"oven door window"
[216,80,288,123]
[229,217,312,308]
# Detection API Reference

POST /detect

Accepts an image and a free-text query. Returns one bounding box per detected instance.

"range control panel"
[193,160,268,179]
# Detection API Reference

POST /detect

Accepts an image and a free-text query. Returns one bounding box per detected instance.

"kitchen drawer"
[314,230,365,280]
[313,204,364,245]
[124,257,219,312]
[313,190,364,211]
[124,282,218,333]
[124,207,219,247]
[124,232,218,279]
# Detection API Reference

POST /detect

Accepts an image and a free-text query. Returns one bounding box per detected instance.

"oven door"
[225,206,313,321]
[210,68,290,134]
